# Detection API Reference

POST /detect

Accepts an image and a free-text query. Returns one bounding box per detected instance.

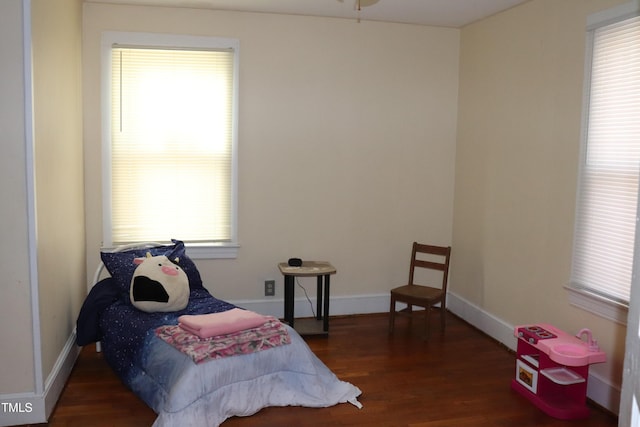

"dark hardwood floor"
[40,312,617,426]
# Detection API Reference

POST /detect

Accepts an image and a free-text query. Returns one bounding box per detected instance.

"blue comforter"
[85,283,362,426]
[99,287,235,382]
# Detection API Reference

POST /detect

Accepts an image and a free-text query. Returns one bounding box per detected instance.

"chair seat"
[391,285,443,303]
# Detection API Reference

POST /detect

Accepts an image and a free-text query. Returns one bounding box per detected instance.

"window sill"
[185,242,239,259]
[564,284,628,325]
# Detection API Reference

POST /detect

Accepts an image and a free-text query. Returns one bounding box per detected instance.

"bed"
[76,240,362,426]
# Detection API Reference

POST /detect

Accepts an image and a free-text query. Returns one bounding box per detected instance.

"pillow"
[129,254,190,313]
[100,239,203,295]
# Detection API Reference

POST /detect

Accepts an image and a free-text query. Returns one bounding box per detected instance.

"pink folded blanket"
[156,317,290,364]
[178,308,269,338]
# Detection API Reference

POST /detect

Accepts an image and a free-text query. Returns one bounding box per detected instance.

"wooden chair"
[389,242,452,340]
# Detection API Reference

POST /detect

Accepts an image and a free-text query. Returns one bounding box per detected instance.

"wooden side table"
[278,261,336,336]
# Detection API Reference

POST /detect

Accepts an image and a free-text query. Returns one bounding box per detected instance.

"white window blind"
[109,46,236,245]
[571,15,640,304]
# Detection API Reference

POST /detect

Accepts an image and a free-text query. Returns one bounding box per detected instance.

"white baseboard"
[588,369,621,415]
[44,330,81,418]
[0,331,79,427]
[0,393,44,426]
[445,291,517,351]
[229,292,391,319]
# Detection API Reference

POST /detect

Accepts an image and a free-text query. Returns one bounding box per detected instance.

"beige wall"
[82,4,460,301]
[452,0,629,390]
[0,0,37,395]
[32,0,85,383]
[0,0,84,411]
[1,0,635,419]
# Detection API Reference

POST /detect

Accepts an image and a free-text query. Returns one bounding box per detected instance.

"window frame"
[566,3,640,324]
[100,32,240,259]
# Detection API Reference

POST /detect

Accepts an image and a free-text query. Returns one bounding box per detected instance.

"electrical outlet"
[264,280,275,296]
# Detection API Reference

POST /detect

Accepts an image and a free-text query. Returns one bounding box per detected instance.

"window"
[568,11,640,323]
[101,32,239,258]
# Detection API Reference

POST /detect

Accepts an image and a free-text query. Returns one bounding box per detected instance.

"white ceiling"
[86,0,529,28]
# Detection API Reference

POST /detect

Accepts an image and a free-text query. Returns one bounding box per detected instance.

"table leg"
[284,274,294,328]
[316,275,323,321]
[323,274,330,332]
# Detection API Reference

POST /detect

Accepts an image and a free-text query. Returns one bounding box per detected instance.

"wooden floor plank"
[37,312,617,426]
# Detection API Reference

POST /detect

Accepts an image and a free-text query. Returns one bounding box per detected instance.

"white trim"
[236,292,517,352]
[569,3,637,326]
[0,393,44,426]
[565,284,629,325]
[186,243,240,259]
[569,1,640,316]
[21,0,43,396]
[100,31,240,251]
[0,331,79,426]
[228,293,391,319]
[43,332,81,418]
[100,32,112,246]
[589,368,621,416]
[446,291,516,350]
[587,0,640,29]
[98,241,241,260]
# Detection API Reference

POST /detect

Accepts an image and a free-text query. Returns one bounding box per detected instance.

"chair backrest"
[407,242,451,293]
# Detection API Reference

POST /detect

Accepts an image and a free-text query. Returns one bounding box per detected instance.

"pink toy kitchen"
[511,324,606,419]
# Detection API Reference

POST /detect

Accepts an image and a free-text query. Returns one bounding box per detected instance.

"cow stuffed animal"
[130,253,189,313]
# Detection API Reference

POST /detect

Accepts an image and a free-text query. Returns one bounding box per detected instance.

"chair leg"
[424,306,431,341]
[440,304,446,332]
[389,296,396,334]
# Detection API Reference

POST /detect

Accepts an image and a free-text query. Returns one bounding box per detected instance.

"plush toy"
[129,253,189,313]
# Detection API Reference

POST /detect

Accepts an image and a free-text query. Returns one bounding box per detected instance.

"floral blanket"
[155,317,291,364]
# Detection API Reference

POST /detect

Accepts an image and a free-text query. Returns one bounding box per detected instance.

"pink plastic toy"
[511,323,606,419]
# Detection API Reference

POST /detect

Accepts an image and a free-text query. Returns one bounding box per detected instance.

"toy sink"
[519,323,606,367]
